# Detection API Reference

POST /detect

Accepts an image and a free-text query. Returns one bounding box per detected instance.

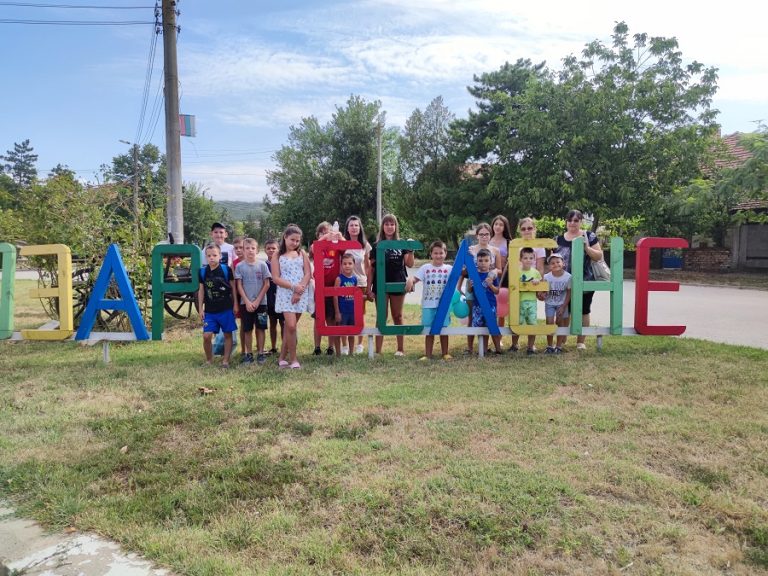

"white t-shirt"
[414,263,453,308]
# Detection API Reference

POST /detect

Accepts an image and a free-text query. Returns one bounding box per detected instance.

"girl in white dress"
[271,224,311,368]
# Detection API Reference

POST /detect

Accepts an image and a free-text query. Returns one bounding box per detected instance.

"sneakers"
[442,354,453,361]
[576,343,587,351]
[526,348,536,356]
[313,346,322,356]
[256,353,266,365]
[555,347,564,354]
[544,346,556,354]
[266,348,277,356]
[394,351,405,357]
[508,345,519,352]
[341,346,350,356]
[418,355,430,361]
[326,347,335,356]
[355,344,364,354]
[242,353,254,365]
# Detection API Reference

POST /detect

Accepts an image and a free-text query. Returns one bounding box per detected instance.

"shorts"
[545,303,570,320]
[241,305,268,332]
[266,295,283,321]
[569,291,595,315]
[339,310,356,326]
[422,307,450,328]
[203,309,237,334]
[519,299,537,325]
[471,304,496,328]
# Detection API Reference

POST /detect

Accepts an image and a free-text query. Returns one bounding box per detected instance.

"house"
[730,199,768,270]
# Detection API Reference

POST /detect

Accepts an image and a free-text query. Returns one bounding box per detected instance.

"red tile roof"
[732,199,768,212]
[715,133,753,169]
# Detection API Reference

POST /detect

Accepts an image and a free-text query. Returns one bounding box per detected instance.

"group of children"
[198,215,576,367]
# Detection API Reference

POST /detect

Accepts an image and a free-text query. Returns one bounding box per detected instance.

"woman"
[554,209,603,350]
[343,215,371,355]
[368,214,414,356]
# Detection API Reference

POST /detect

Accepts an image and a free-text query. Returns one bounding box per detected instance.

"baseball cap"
[547,252,564,263]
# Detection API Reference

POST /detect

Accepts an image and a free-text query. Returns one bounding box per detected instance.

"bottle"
[332,221,339,242]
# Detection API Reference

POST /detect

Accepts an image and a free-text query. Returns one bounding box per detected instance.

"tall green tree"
[1,139,38,189]
[182,182,226,246]
[267,95,385,237]
[465,23,719,227]
[102,143,167,215]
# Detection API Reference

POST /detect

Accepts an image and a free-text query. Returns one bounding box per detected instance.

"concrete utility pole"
[162,0,183,244]
[376,112,384,226]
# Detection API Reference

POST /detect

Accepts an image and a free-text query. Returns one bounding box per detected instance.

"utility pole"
[162,0,183,244]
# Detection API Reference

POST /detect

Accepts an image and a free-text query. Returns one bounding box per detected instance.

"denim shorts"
[545,303,570,320]
[422,306,450,328]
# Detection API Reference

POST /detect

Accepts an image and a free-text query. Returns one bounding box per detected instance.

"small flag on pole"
[179,114,196,137]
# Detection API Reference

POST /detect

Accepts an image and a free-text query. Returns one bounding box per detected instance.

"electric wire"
[133,4,159,144]
[0,2,152,7]
[0,18,152,24]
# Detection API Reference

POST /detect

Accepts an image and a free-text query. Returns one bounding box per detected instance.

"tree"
[102,143,167,215]
[465,23,719,228]
[1,139,38,189]
[267,95,385,237]
[182,182,226,246]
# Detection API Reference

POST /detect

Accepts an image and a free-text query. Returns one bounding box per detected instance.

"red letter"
[313,240,364,336]
[634,237,688,335]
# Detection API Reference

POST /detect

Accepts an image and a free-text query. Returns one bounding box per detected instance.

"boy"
[406,240,453,360]
[542,253,571,354]
[467,248,503,355]
[235,238,271,365]
[210,222,235,266]
[264,239,284,355]
[334,252,358,355]
[517,247,542,355]
[198,244,237,368]
[231,236,246,359]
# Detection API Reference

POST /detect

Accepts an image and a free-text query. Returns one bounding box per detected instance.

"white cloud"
[183,162,271,202]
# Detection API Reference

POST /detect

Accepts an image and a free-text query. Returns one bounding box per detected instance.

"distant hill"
[214,200,266,222]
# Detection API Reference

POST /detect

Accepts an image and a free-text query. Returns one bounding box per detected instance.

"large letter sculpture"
[313,240,365,336]
[375,239,424,336]
[0,243,16,339]
[151,244,200,340]
[634,237,688,335]
[75,244,149,341]
[507,238,555,337]
[20,244,74,340]
[569,236,625,335]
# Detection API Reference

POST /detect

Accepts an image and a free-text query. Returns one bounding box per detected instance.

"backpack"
[200,264,230,283]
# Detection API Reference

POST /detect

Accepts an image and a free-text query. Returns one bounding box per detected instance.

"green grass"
[1,281,768,575]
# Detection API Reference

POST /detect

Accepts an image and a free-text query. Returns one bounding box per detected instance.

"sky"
[1,0,767,202]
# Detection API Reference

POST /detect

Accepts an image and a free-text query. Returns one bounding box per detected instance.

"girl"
[368,214,414,356]
[343,215,372,354]
[489,215,512,274]
[271,224,311,368]
[508,217,547,352]
[463,222,501,354]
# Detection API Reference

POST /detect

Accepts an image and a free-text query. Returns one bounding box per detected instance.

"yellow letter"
[508,238,556,336]
[19,244,74,340]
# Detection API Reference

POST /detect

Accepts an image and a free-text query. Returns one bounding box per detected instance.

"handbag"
[591,258,611,281]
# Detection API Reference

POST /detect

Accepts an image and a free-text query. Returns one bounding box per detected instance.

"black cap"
[211,222,226,231]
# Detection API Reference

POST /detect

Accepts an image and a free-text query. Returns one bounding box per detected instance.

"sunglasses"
[477,232,490,237]
[567,218,582,223]
[520,226,534,231]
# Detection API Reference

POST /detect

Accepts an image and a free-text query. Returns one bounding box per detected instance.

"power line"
[134,2,160,144]
[0,18,153,24]
[0,2,153,7]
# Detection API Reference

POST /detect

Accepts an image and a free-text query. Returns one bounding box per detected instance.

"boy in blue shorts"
[198,244,238,367]
[334,252,358,355]
[406,240,453,360]
[467,248,503,355]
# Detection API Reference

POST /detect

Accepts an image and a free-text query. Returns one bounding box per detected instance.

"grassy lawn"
[1,280,768,575]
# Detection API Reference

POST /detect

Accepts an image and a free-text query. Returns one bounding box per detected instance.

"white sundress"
[275,254,309,313]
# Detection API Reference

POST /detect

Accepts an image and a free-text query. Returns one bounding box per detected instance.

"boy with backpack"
[198,243,237,367]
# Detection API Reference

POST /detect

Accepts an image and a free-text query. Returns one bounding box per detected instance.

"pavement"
[1,271,766,576]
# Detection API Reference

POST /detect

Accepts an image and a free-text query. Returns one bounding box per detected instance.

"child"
[343,215,371,354]
[406,240,453,361]
[334,252,358,355]
[198,244,237,368]
[231,236,246,359]
[235,238,271,365]
[271,224,311,369]
[509,247,542,355]
[542,253,571,354]
[209,222,235,266]
[462,222,502,354]
[311,221,343,356]
[368,214,414,356]
[264,239,284,356]
[467,248,503,355]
